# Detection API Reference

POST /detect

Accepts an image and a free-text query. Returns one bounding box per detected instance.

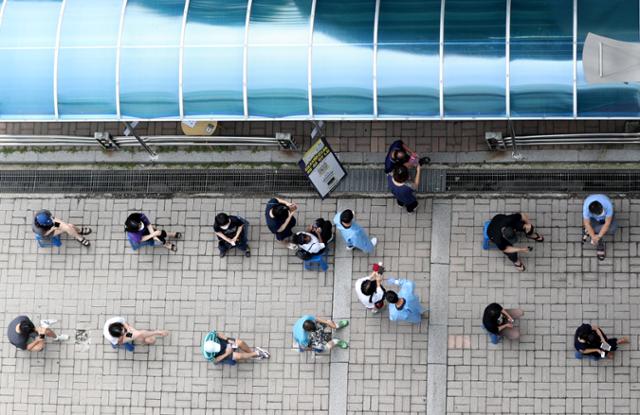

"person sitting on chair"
[32,209,91,247]
[125,212,181,252]
[202,330,269,365]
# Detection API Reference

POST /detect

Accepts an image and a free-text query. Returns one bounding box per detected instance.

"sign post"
[298,138,347,199]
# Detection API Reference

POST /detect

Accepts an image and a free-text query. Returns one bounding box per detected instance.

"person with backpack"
[125,212,181,252]
[201,330,269,365]
[355,263,386,313]
[32,209,91,247]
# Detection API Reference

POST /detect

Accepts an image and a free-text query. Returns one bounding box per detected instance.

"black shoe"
[220,251,227,258]
[581,228,589,244]
[244,249,251,258]
[418,156,430,166]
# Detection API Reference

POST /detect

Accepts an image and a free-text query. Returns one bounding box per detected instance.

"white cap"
[204,340,221,354]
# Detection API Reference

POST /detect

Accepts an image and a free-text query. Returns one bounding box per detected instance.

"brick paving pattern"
[0,195,430,415]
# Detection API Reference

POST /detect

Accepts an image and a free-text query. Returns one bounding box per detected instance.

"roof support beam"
[505,0,511,117]
[573,0,578,118]
[53,0,67,119]
[242,0,253,119]
[439,0,446,119]
[372,0,381,118]
[308,0,317,118]
[0,1,8,37]
[178,0,190,120]
[115,0,128,119]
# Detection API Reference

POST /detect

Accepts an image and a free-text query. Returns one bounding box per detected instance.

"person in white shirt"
[292,231,326,255]
[103,316,169,351]
[355,264,386,313]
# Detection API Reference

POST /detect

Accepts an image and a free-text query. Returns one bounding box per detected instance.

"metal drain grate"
[444,169,640,193]
[0,169,313,194]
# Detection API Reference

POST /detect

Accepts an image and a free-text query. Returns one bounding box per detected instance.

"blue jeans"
[219,221,249,254]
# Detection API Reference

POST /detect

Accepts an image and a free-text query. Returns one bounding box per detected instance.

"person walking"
[125,212,181,252]
[355,263,386,313]
[265,197,297,246]
[487,212,543,272]
[32,209,91,247]
[385,278,427,324]
[482,303,524,340]
[292,315,349,352]
[213,213,250,258]
[103,316,169,351]
[201,330,269,365]
[384,139,430,174]
[582,194,618,260]
[575,323,629,360]
[333,209,377,253]
[7,316,69,352]
[388,165,420,213]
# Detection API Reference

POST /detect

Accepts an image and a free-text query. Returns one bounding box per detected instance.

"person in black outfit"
[487,212,543,272]
[574,323,629,360]
[482,303,524,340]
[214,213,250,258]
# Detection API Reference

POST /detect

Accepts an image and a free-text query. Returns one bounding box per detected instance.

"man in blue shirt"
[292,315,349,352]
[582,194,617,260]
[384,279,427,324]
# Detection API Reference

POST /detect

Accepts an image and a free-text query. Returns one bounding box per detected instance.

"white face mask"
[138,222,144,231]
[220,222,230,230]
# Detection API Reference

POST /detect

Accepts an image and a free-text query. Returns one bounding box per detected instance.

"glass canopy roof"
[0,0,637,121]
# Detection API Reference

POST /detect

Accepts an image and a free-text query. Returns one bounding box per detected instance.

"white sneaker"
[346,245,354,251]
[287,243,298,251]
[53,334,69,342]
[255,347,270,359]
[371,237,377,247]
[40,319,57,328]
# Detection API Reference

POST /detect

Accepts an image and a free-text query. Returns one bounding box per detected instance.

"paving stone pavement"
[4,193,640,415]
[447,197,640,415]
[0,195,430,415]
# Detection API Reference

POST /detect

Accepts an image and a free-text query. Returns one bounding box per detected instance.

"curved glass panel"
[57,0,121,118]
[58,48,117,118]
[0,49,55,118]
[312,0,375,115]
[59,0,122,47]
[120,47,179,118]
[183,47,244,116]
[510,0,573,116]
[184,0,247,46]
[377,0,440,116]
[577,0,640,116]
[444,0,506,116]
[120,1,183,118]
[121,0,184,47]
[247,0,311,117]
[0,0,61,48]
[313,45,373,115]
[0,0,61,118]
[313,0,375,45]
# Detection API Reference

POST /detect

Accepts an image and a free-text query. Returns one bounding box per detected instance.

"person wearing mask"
[265,197,297,247]
[213,213,250,258]
[333,209,377,254]
[125,212,181,252]
[482,303,524,340]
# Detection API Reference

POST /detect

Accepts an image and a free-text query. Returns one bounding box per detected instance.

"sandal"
[79,227,92,236]
[526,232,544,242]
[596,240,605,261]
[78,238,90,247]
[174,232,182,240]
[168,243,177,252]
[514,261,525,272]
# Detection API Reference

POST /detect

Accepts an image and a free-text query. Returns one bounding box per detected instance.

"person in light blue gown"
[333,209,377,254]
[385,278,427,324]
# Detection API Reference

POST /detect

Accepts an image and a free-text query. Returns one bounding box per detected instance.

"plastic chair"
[482,221,496,250]
[304,251,328,272]
[35,234,62,248]
[111,342,135,352]
[482,324,502,344]
[127,233,157,251]
[574,350,600,361]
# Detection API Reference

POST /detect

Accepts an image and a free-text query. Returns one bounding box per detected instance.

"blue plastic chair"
[574,350,600,361]
[482,220,496,250]
[35,234,62,248]
[482,324,502,344]
[304,251,329,272]
[127,233,157,251]
[112,342,135,352]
